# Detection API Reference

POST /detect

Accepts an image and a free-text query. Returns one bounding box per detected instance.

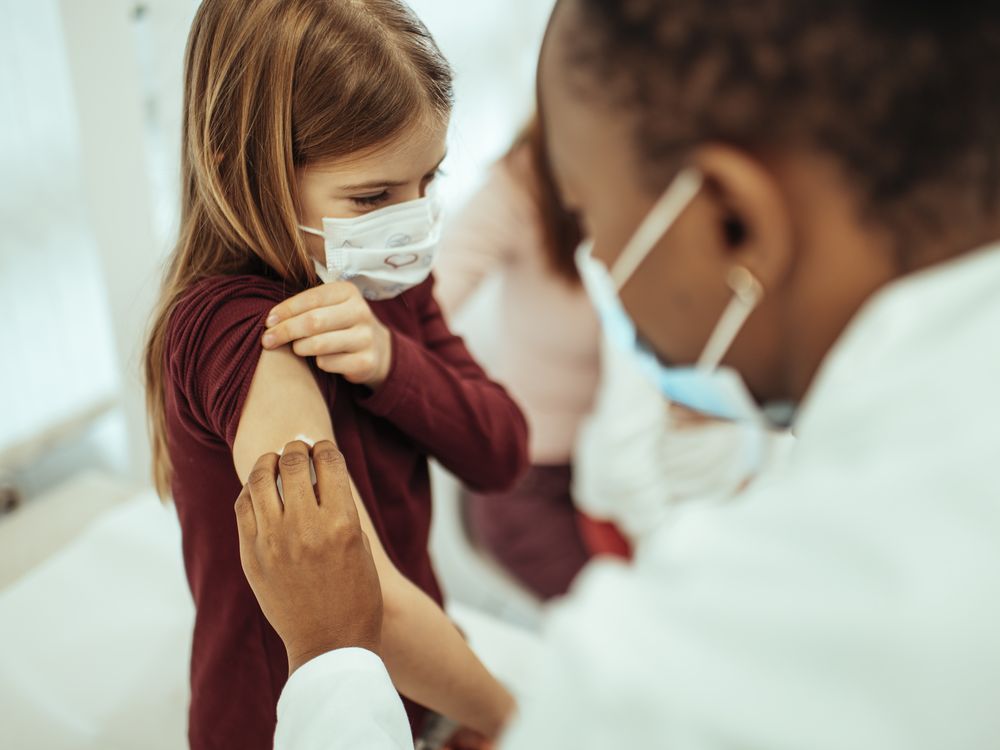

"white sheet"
[0,494,193,750]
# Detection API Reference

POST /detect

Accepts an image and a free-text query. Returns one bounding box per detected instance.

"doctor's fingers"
[234,485,258,539]
[246,452,284,527]
[667,403,719,427]
[234,485,261,574]
[277,441,319,519]
[290,325,374,358]
[311,441,362,528]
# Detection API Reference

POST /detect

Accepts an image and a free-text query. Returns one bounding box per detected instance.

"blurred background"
[0,1,554,747]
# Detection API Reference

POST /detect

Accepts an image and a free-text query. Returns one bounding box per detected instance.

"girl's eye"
[351,191,391,208]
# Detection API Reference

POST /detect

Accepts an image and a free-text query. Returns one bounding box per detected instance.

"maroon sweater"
[163,274,528,750]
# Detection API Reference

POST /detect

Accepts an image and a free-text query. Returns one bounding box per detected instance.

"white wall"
[412,0,555,203]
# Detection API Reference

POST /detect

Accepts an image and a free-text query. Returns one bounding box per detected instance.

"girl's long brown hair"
[144,0,453,496]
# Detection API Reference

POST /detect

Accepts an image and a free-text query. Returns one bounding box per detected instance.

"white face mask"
[300,191,442,301]
[576,168,772,425]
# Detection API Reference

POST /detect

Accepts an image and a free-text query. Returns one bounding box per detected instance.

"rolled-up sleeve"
[166,275,292,448]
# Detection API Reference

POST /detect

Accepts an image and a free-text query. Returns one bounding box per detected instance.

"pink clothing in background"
[434,151,601,465]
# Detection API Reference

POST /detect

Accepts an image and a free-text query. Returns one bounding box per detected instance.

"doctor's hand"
[444,727,495,750]
[261,282,393,390]
[235,440,384,675]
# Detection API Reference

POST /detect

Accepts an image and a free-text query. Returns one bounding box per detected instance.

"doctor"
[235,0,1000,747]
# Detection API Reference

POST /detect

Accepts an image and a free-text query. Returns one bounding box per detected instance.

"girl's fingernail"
[262,333,275,348]
[265,314,279,327]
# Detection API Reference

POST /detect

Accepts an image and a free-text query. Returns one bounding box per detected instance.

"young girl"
[143,1,526,748]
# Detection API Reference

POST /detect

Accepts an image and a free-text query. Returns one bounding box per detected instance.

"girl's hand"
[262,282,393,389]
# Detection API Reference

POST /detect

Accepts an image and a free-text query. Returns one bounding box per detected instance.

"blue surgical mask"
[576,168,768,425]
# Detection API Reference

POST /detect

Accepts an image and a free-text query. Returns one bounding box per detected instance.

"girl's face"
[297,119,448,263]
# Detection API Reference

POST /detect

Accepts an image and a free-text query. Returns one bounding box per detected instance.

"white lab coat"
[276,242,1000,750]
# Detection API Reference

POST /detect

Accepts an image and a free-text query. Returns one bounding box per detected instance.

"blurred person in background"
[433,116,790,571]
[433,116,624,596]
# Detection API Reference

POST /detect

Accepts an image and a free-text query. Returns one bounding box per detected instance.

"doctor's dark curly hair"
[569,0,1000,248]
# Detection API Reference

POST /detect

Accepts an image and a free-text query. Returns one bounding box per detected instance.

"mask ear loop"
[610,168,704,290]
[697,266,764,371]
[299,225,325,238]
[299,224,332,282]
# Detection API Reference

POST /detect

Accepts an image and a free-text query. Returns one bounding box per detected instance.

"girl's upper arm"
[232,345,334,482]
[231,345,396,573]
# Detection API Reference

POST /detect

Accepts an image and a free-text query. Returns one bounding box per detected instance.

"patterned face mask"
[300,190,442,301]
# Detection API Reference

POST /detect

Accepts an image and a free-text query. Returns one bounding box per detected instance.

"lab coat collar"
[792,239,1000,458]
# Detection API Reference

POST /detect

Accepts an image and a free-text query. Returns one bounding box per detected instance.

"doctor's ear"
[692,145,795,294]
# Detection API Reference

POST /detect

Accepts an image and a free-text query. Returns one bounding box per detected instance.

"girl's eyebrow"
[338,152,448,193]
[340,178,408,191]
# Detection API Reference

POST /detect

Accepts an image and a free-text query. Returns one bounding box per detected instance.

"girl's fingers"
[264,305,359,349]
[291,326,374,358]
[316,351,378,382]
[265,282,356,327]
